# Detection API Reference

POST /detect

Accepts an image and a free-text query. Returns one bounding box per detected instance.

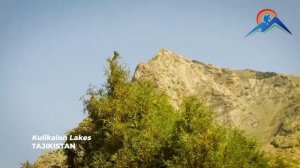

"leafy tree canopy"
[64,51,285,168]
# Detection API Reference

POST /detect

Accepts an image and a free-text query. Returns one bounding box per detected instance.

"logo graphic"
[246,9,292,37]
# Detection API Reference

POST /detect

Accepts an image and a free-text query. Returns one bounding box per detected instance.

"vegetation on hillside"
[61,52,283,168]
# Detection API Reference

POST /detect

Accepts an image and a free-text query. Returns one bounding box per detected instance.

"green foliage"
[272,157,291,168]
[20,160,33,168]
[64,51,273,167]
[165,97,269,168]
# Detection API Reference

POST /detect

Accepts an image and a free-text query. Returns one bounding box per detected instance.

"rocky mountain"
[134,49,300,166]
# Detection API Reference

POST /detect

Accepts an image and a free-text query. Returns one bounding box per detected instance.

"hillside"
[134,49,300,166]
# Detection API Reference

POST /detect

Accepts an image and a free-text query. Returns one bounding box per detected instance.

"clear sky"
[1,0,299,167]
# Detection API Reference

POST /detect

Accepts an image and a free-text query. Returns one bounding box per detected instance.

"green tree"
[166,97,268,168]
[64,51,272,168]
[20,160,33,168]
[65,51,177,167]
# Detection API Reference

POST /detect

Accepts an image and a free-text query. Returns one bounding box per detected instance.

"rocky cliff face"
[134,49,300,166]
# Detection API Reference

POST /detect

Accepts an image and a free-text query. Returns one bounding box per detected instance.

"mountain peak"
[156,48,174,56]
[152,49,189,62]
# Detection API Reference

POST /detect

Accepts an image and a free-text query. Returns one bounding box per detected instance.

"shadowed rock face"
[134,49,300,166]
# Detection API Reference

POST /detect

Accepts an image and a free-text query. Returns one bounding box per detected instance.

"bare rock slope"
[134,49,300,166]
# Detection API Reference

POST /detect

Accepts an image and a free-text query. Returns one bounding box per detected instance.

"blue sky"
[1,0,299,167]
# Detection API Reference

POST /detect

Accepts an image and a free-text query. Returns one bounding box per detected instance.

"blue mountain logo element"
[246,9,292,37]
